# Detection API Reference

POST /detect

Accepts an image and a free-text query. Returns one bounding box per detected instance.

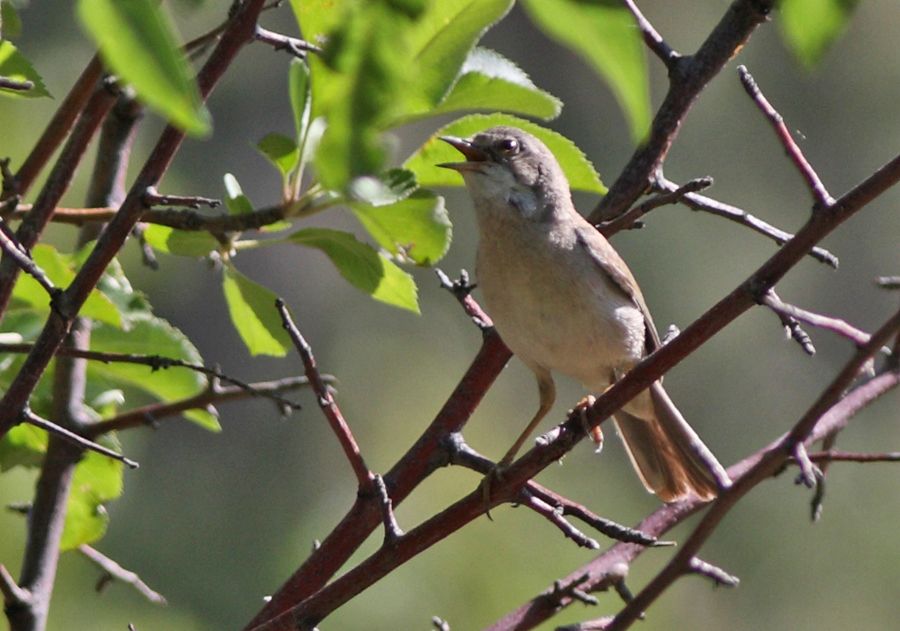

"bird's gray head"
[439,126,571,221]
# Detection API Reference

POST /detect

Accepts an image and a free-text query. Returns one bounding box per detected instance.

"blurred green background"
[1,1,898,630]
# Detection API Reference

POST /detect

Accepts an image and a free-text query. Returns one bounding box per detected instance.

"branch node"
[0,563,31,607]
[436,268,493,330]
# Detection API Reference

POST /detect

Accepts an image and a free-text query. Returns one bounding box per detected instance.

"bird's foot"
[480,455,515,521]
[572,395,603,453]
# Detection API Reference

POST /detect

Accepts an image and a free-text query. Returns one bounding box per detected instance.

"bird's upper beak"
[437,135,488,171]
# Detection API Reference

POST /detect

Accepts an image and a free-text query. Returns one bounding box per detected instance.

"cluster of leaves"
[0,0,864,565]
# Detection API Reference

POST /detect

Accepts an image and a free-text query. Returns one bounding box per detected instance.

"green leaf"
[0,424,47,471]
[405,0,514,107]
[522,0,649,143]
[257,133,300,178]
[414,47,561,123]
[143,224,219,257]
[289,0,349,44]
[88,314,220,431]
[77,0,211,136]
[10,244,121,327]
[2,2,24,39]
[223,173,254,215]
[0,40,51,98]
[404,113,605,194]
[779,0,859,69]
[221,267,291,357]
[350,191,451,266]
[289,228,419,312]
[347,168,417,206]
[311,2,417,189]
[61,443,124,549]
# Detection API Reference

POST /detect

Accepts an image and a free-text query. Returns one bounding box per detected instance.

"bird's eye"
[496,138,520,155]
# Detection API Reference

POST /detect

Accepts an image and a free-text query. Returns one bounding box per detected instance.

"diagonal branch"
[21,409,138,469]
[77,545,166,605]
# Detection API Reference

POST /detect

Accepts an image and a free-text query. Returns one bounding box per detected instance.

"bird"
[438,126,731,502]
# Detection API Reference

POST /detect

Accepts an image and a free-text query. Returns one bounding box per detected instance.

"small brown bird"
[440,126,731,502]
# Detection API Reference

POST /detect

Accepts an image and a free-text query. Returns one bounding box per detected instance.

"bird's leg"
[572,394,603,453]
[482,372,555,517]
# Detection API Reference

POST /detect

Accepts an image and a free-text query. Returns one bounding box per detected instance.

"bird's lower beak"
[437,135,488,171]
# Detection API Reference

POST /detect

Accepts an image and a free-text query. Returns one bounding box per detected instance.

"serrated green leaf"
[221,267,291,357]
[223,173,254,215]
[404,113,605,194]
[10,244,121,327]
[779,0,859,69]
[350,191,451,266]
[257,133,300,179]
[77,0,210,136]
[88,314,220,431]
[522,0,649,143]
[0,40,50,98]
[406,0,514,107]
[61,444,124,549]
[289,228,419,312]
[143,224,219,257]
[408,47,561,123]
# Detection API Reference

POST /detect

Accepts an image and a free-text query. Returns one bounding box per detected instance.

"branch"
[0,221,58,296]
[0,564,30,608]
[77,545,167,605]
[85,375,314,438]
[255,26,322,57]
[597,176,713,235]
[0,77,34,92]
[686,557,740,588]
[0,0,269,438]
[652,175,839,267]
[593,0,777,221]
[276,298,372,489]
[21,409,139,469]
[621,0,679,69]
[435,269,493,330]
[737,66,834,209]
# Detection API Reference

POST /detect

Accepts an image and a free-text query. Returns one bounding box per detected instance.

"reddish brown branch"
[737,66,834,209]
[276,299,372,489]
[621,0,678,68]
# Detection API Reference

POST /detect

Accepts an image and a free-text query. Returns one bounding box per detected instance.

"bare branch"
[21,409,139,469]
[0,564,30,607]
[0,221,58,296]
[621,0,679,68]
[738,66,834,209]
[0,77,34,92]
[255,26,322,57]
[597,176,713,235]
[686,557,740,588]
[77,545,167,605]
[276,298,372,489]
[372,475,403,545]
[652,175,839,267]
[521,491,600,550]
[143,188,220,209]
[435,269,492,330]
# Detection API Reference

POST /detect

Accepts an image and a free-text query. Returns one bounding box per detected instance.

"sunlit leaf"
[0,41,50,98]
[89,314,219,431]
[289,59,312,145]
[257,133,300,178]
[77,0,211,135]
[522,0,649,142]
[289,228,419,312]
[221,267,291,357]
[347,168,417,206]
[350,191,451,266]
[404,113,605,194]
[61,443,124,549]
[143,224,219,257]
[223,173,253,215]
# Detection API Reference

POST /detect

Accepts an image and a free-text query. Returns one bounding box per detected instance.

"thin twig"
[0,564,30,606]
[876,276,900,290]
[521,491,600,549]
[0,77,34,92]
[598,176,713,235]
[759,289,816,355]
[0,222,58,296]
[435,269,493,331]
[77,545,167,605]
[621,0,679,69]
[652,175,839,267]
[738,66,834,209]
[686,557,739,587]
[276,298,372,489]
[805,450,900,464]
[86,375,313,438]
[0,343,305,414]
[255,26,322,57]
[372,474,403,545]
[21,408,138,469]
[143,188,220,209]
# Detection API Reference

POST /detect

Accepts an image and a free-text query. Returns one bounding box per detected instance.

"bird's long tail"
[612,382,731,502]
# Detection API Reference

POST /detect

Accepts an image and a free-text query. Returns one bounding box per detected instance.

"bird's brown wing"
[574,222,662,354]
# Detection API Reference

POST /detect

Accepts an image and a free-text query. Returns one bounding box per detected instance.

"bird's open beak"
[437,135,488,171]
